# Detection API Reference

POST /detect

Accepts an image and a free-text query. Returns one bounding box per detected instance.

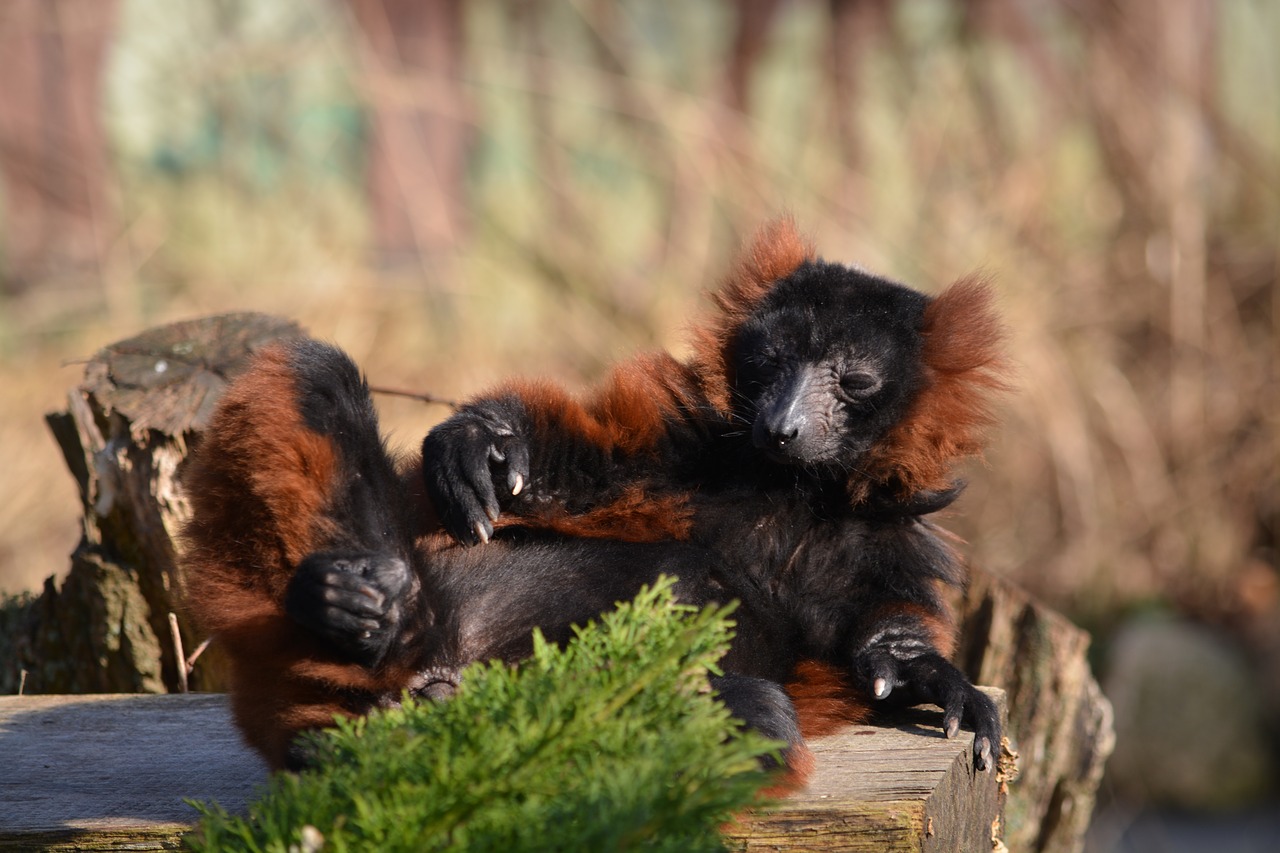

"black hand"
[855,648,1000,771]
[285,551,413,667]
[421,404,531,546]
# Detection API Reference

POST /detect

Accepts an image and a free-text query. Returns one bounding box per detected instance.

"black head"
[729,260,929,470]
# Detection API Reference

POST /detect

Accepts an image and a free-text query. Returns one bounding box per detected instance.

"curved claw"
[975,735,993,772]
[854,647,1002,772]
[856,647,903,703]
[422,407,531,545]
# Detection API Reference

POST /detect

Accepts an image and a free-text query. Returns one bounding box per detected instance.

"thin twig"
[369,385,459,409]
[186,637,212,672]
[168,612,188,694]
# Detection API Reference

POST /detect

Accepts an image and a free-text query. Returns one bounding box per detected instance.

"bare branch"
[369,385,459,409]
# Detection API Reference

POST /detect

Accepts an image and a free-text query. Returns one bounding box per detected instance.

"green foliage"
[187,578,778,852]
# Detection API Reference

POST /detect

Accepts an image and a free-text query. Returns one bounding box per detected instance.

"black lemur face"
[731,260,929,469]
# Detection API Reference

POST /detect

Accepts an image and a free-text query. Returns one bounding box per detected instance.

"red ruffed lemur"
[182,218,1009,781]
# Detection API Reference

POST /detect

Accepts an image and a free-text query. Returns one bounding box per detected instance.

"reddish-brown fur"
[483,356,707,543]
[182,344,419,767]
[786,660,870,739]
[182,345,338,624]
[686,219,1011,504]
[186,219,1005,779]
[861,275,1010,498]
[457,218,1008,543]
[457,219,1006,766]
[495,352,705,460]
[689,217,817,413]
[479,219,1006,554]
[495,485,694,543]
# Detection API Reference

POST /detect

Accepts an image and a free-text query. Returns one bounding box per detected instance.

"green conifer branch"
[186,578,779,853]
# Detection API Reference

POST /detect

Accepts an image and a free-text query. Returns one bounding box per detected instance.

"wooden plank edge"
[0,825,189,852]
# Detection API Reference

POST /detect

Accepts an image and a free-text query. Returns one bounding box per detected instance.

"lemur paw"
[285,551,412,667]
[855,649,1000,771]
[422,405,530,545]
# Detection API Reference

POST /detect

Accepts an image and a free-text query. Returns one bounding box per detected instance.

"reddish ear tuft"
[922,277,1007,375]
[691,217,816,411]
[862,276,1012,496]
[713,216,816,322]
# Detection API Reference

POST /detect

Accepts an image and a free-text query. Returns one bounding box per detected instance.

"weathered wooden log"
[955,567,1116,853]
[0,694,265,852]
[729,693,1012,851]
[0,691,1006,852]
[19,314,304,695]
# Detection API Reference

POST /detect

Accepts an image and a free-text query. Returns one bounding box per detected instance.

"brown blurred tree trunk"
[0,0,118,293]
[344,0,472,272]
[826,0,893,176]
[725,0,783,118]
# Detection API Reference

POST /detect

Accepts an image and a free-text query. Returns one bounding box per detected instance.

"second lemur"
[422,218,1011,770]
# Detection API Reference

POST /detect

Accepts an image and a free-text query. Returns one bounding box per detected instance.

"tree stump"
[17,314,304,695]
[955,567,1116,853]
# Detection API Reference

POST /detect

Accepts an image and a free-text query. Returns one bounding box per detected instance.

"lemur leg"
[183,339,419,768]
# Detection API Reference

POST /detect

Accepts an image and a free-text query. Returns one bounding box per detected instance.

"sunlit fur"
[419,218,1011,779]
[184,219,1010,784]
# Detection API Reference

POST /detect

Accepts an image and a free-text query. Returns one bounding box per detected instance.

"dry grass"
[1,0,1276,655]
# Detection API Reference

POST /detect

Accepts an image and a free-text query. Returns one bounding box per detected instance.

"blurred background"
[0,0,1276,849]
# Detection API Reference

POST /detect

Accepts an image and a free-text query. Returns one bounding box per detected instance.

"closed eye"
[742,350,784,384]
[839,370,882,399]
[745,348,780,368]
